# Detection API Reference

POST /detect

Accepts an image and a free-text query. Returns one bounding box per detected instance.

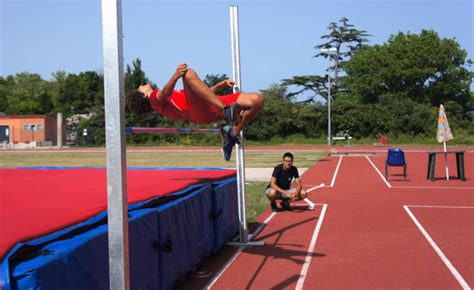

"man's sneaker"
[222,103,242,126]
[270,201,278,212]
[220,125,239,161]
[280,200,293,211]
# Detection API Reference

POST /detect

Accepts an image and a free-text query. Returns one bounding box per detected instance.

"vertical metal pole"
[230,5,248,243]
[328,72,331,147]
[57,113,62,148]
[101,0,130,289]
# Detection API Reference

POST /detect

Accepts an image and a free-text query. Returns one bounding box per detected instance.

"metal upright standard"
[228,5,264,247]
[101,0,130,289]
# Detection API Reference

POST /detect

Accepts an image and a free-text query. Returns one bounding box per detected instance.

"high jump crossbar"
[126,127,220,134]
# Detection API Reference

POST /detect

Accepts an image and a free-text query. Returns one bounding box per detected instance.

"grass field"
[0,150,324,168]
[0,149,326,222]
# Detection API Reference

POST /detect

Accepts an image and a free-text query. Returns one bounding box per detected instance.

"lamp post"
[30,124,36,147]
[320,47,337,146]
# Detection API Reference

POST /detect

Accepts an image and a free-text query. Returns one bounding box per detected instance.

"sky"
[1,0,472,102]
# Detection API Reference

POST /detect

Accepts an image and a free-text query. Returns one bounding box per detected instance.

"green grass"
[0,150,326,223]
[245,181,270,223]
[0,150,325,168]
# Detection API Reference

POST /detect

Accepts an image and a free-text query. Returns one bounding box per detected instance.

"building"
[0,115,66,147]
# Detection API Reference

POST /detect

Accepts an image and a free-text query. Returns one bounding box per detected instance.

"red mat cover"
[0,168,235,260]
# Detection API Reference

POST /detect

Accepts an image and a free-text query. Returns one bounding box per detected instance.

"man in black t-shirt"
[265,152,307,212]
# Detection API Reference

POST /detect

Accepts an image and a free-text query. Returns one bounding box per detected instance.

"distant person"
[126,64,264,161]
[265,152,307,212]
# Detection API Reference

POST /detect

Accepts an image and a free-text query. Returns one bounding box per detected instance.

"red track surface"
[204,150,474,289]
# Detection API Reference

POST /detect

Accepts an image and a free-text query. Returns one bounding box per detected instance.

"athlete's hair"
[125,90,153,116]
[283,152,294,160]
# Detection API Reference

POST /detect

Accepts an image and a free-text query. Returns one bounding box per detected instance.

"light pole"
[30,124,36,147]
[320,47,337,146]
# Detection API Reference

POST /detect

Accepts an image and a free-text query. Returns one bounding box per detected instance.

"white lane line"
[304,184,326,187]
[303,198,316,211]
[295,203,328,290]
[306,183,325,193]
[248,212,277,241]
[205,246,244,290]
[303,184,325,211]
[403,206,471,290]
[206,212,277,289]
[330,156,343,187]
[365,155,391,188]
[393,186,474,190]
[406,205,474,209]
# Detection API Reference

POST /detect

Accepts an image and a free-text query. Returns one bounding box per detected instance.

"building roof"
[0,115,57,120]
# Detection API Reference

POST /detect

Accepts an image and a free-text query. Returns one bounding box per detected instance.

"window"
[23,124,43,131]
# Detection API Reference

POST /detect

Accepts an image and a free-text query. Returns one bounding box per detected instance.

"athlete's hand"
[287,191,297,202]
[174,63,188,79]
[221,79,236,88]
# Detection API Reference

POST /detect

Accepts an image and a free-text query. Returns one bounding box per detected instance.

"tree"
[203,74,233,95]
[0,76,15,113]
[3,73,53,115]
[343,30,472,112]
[314,17,371,87]
[125,58,150,91]
[283,17,370,102]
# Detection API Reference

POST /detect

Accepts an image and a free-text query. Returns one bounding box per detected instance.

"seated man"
[265,152,307,212]
[126,63,264,161]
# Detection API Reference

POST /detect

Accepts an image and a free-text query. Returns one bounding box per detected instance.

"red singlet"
[149,89,241,124]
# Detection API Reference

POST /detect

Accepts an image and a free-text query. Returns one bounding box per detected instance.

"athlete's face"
[282,157,293,170]
[138,84,153,97]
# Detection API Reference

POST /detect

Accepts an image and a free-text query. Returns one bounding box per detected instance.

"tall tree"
[125,58,150,91]
[282,17,370,102]
[315,17,371,86]
[343,30,472,111]
[3,73,53,115]
[0,76,15,113]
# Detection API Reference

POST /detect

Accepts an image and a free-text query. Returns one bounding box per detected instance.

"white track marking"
[306,183,325,193]
[304,184,326,188]
[406,205,474,209]
[394,186,474,190]
[303,184,324,210]
[248,212,277,241]
[329,156,343,187]
[206,212,277,289]
[365,155,391,188]
[303,198,316,211]
[403,206,471,290]
[295,203,328,290]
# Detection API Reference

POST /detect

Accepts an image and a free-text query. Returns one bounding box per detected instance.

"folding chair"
[385,148,407,180]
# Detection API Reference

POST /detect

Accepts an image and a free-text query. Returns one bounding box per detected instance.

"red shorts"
[187,92,241,124]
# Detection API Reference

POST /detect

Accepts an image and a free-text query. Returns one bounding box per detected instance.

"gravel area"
[243,167,308,182]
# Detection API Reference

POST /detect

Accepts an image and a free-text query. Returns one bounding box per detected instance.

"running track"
[186,149,474,289]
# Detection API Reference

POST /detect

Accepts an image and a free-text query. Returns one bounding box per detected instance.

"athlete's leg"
[232,92,264,135]
[265,188,278,202]
[265,188,280,212]
[182,68,225,110]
